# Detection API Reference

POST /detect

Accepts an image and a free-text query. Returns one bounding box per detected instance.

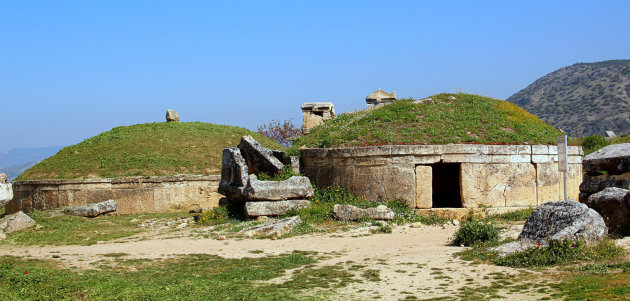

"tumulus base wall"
[7,175,222,215]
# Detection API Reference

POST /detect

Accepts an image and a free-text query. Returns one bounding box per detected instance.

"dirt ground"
[0,223,559,300]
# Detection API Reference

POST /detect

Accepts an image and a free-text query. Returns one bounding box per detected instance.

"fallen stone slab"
[238,136,284,176]
[0,173,12,207]
[64,200,118,217]
[583,143,630,174]
[245,175,314,201]
[332,204,395,221]
[518,200,607,243]
[0,211,37,233]
[218,147,250,201]
[245,199,310,217]
[585,187,630,235]
[239,216,302,237]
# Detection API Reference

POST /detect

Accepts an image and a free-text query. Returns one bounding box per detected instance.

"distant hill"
[0,161,39,181]
[0,146,63,171]
[507,60,630,137]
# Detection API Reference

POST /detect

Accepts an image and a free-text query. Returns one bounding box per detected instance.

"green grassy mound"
[291,93,563,149]
[18,122,283,180]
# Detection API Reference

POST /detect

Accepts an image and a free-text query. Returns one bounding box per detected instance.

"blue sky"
[1,0,629,151]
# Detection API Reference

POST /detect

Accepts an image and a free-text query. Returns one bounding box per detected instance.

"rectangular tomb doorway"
[415,163,463,208]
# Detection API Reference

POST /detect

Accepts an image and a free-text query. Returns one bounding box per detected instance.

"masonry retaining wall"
[301,144,583,208]
[7,175,221,215]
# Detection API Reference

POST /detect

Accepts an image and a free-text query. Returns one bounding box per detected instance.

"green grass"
[572,134,630,155]
[290,93,563,149]
[17,122,283,180]
[451,220,500,247]
[0,211,191,246]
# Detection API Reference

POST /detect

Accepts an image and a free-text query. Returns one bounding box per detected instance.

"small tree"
[257,119,301,148]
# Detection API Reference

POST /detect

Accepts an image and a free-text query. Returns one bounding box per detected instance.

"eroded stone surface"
[238,136,284,176]
[583,143,630,174]
[585,187,630,235]
[518,201,607,243]
[239,216,301,237]
[245,199,310,217]
[332,204,394,221]
[0,211,37,233]
[64,200,118,217]
[218,148,249,201]
[245,175,314,201]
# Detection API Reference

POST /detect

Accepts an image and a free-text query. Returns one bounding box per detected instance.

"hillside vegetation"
[17,122,283,180]
[507,60,630,137]
[291,93,562,149]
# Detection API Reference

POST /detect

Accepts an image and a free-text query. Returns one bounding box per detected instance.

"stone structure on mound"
[301,144,583,213]
[218,136,313,217]
[301,102,335,134]
[166,109,179,122]
[366,89,396,109]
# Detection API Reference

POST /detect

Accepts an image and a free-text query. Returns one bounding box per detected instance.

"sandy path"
[0,225,551,300]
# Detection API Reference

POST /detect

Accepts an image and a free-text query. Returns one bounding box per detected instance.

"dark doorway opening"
[432,163,462,208]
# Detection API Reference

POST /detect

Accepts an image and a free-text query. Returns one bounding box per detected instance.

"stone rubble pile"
[580,143,630,202]
[0,173,12,208]
[218,136,313,217]
[64,199,118,218]
[492,201,607,256]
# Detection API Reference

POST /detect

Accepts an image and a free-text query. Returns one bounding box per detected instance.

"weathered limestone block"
[218,147,249,201]
[461,163,536,208]
[245,199,310,217]
[238,136,284,175]
[585,187,630,235]
[0,211,37,233]
[245,175,314,201]
[166,109,179,122]
[518,201,607,243]
[415,165,432,209]
[240,216,301,237]
[64,200,118,217]
[332,204,394,221]
[583,143,630,174]
[301,102,335,133]
[0,173,12,207]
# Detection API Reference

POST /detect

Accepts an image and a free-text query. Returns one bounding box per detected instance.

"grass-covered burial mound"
[18,122,283,180]
[292,93,563,149]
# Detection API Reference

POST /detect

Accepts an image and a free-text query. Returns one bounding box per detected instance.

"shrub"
[452,220,500,247]
[257,119,301,148]
[579,135,610,155]
[257,166,298,181]
[495,238,625,268]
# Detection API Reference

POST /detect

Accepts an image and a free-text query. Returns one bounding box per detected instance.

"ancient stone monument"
[218,136,314,217]
[301,102,335,133]
[366,89,396,109]
[166,109,179,122]
[580,143,630,203]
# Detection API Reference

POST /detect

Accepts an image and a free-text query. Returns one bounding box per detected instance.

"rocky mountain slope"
[507,60,630,137]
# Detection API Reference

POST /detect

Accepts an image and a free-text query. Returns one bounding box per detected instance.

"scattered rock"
[166,109,179,122]
[0,173,12,207]
[584,187,630,235]
[0,211,38,233]
[0,233,5,240]
[245,175,314,201]
[583,143,630,174]
[256,216,270,222]
[239,216,301,237]
[518,201,607,242]
[332,204,395,221]
[218,148,250,201]
[451,219,460,226]
[238,136,284,176]
[216,235,226,241]
[245,199,310,217]
[64,200,118,218]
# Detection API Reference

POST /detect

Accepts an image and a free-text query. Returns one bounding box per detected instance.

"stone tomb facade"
[301,102,335,133]
[366,89,396,109]
[301,144,583,209]
[7,175,222,215]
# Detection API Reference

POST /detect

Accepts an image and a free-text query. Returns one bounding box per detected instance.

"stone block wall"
[7,175,221,214]
[301,144,583,208]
